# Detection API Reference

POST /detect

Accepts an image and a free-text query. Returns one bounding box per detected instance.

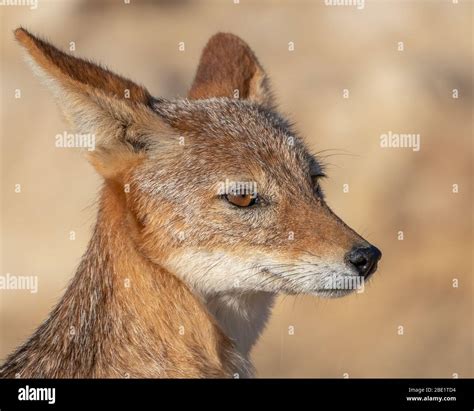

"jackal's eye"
[225,193,258,208]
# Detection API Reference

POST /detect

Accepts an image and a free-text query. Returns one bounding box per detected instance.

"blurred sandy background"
[0,0,472,377]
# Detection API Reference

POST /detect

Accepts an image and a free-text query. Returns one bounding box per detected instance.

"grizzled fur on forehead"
[152,97,292,137]
[149,97,325,184]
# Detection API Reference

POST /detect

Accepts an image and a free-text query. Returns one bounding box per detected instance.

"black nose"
[346,245,382,277]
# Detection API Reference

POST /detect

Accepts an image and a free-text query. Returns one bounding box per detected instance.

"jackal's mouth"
[313,288,357,298]
[315,272,368,298]
[258,264,366,297]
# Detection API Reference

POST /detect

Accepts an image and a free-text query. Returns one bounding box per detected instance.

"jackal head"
[15,29,381,299]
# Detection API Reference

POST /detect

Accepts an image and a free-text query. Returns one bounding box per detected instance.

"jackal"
[0,29,381,378]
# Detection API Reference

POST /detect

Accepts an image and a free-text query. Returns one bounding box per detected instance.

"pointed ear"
[14,28,168,180]
[188,33,274,108]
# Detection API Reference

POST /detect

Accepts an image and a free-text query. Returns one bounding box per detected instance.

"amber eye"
[225,193,258,207]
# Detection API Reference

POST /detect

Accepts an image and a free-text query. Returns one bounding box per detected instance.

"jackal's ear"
[14,28,169,179]
[188,33,274,107]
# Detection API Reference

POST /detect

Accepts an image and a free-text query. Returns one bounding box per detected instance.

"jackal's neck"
[0,182,248,378]
[204,292,276,358]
